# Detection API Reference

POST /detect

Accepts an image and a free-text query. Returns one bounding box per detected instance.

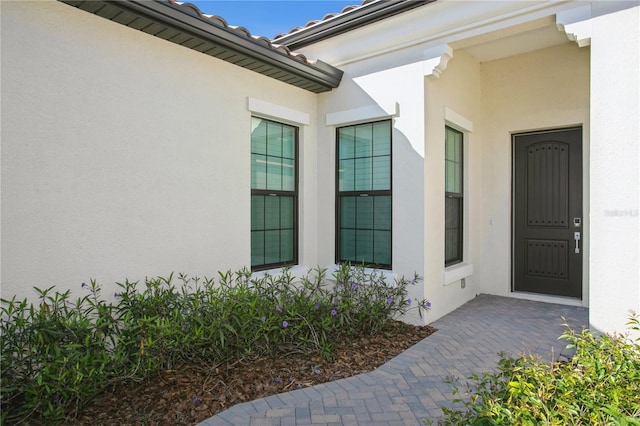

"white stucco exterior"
[1,0,320,300]
[2,0,639,334]
[588,6,640,335]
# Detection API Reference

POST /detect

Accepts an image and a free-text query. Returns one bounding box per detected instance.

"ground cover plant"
[1,264,431,425]
[432,315,640,425]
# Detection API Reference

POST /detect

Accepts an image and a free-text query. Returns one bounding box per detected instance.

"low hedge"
[434,315,640,425]
[0,264,429,424]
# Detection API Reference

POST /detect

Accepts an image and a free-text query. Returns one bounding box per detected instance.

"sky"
[186,0,358,39]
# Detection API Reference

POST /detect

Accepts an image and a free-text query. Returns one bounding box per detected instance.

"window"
[336,120,392,268]
[445,126,463,265]
[251,117,298,270]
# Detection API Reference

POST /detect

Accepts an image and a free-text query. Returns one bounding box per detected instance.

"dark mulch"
[70,321,436,425]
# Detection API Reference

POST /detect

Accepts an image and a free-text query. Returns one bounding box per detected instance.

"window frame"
[445,125,463,266]
[250,117,299,271]
[335,119,392,269]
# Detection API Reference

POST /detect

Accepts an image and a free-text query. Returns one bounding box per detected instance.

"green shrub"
[1,264,429,424]
[433,314,640,425]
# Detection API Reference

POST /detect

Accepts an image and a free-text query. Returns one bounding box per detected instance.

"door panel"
[513,128,582,298]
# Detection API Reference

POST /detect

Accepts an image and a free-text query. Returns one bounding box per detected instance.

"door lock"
[574,232,581,254]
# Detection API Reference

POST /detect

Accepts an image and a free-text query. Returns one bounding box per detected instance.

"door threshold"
[510,291,584,307]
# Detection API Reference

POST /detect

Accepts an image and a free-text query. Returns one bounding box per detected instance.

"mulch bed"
[70,320,436,425]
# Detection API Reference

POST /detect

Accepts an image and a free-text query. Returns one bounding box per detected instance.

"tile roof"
[170,0,312,63]
[58,0,343,93]
[274,0,434,50]
[273,1,370,41]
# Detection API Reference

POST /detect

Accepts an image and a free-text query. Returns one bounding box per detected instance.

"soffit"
[58,0,343,93]
[452,17,574,63]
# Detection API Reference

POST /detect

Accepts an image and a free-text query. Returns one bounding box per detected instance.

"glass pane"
[264,196,280,229]
[282,126,295,159]
[340,197,356,228]
[338,127,355,160]
[374,196,392,230]
[445,196,461,264]
[266,122,282,157]
[264,230,280,265]
[372,156,390,190]
[280,196,294,228]
[251,118,297,269]
[454,133,461,160]
[251,231,264,267]
[372,122,390,156]
[445,197,460,229]
[445,126,462,194]
[280,229,294,262]
[445,161,461,193]
[266,156,282,191]
[354,157,372,191]
[356,196,374,229]
[373,230,391,265]
[445,228,460,263]
[251,154,266,190]
[251,195,264,230]
[282,158,295,191]
[251,118,267,155]
[355,124,372,158]
[338,159,355,192]
[337,121,392,268]
[355,230,373,264]
[340,229,356,262]
[445,130,455,160]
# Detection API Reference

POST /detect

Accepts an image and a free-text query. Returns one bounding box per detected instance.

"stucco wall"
[478,42,591,305]
[1,1,319,301]
[316,50,428,324]
[423,49,482,321]
[589,6,640,335]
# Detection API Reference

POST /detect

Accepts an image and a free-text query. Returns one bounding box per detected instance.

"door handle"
[574,232,581,254]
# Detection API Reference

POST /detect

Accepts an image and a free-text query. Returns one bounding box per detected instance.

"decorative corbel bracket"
[556,5,592,47]
[423,44,453,79]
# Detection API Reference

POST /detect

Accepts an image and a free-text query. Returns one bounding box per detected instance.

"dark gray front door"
[513,127,582,298]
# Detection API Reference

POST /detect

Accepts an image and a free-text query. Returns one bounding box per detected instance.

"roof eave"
[58,0,343,93]
[274,0,435,50]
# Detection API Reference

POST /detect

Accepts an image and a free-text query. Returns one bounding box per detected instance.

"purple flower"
[81,282,86,288]
[275,305,282,313]
[331,309,337,316]
[314,302,320,310]
[192,396,201,403]
[426,301,432,308]
[351,283,358,291]
[274,377,282,383]
[260,316,266,322]
[288,376,294,382]
[282,320,288,328]
[406,298,412,305]
[386,297,393,305]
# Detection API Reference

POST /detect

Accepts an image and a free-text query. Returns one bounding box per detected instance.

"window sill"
[250,265,307,281]
[443,262,473,286]
[326,264,397,284]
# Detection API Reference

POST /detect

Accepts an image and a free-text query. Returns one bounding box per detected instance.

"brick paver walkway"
[199,294,588,426]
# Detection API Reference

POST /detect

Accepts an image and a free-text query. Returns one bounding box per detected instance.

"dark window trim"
[251,117,299,271]
[335,119,392,269]
[445,125,463,267]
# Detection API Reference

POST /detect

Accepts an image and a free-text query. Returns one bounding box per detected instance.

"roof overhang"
[274,0,436,50]
[59,0,343,93]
